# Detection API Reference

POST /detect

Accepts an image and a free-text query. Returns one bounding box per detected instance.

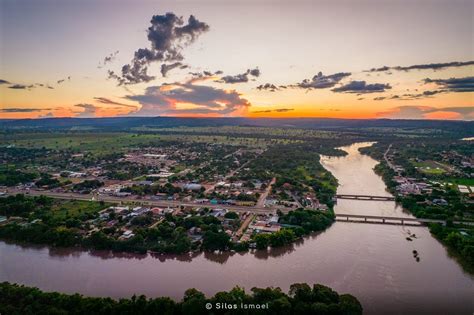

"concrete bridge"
[335,213,474,226]
[336,194,395,201]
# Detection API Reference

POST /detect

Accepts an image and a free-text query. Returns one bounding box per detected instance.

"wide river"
[1,142,473,314]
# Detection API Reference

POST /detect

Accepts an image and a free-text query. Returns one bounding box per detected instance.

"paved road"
[256,177,275,207]
[5,189,284,214]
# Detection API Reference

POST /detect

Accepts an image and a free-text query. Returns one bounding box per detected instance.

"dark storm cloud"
[294,72,351,89]
[0,107,52,113]
[331,81,391,94]
[367,61,474,72]
[218,68,260,84]
[111,13,209,85]
[423,76,474,92]
[126,81,250,116]
[256,83,279,92]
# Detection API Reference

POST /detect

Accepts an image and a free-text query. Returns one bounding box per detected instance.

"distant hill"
[0,117,472,136]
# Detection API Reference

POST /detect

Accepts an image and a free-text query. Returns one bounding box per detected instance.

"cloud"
[367,61,474,72]
[252,108,294,113]
[331,80,391,94]
[93,97,138,108]
[160,62,184,77]
[35,83,54,89]
[294,72,351,89]
[189,70,223,80]
[218,67,260,84]
[126,80,250,116]
[39,112,55,118]
[110,13,209,85]
[423,76,474,92]
[0,107,52,113]
[373,90,445,101]
[256,83,279,92]
[377,105,474,120]
[74,103,98,117]
[57,76,71,84]
[0,79,11,85]
[98,51,119,68]
[8,84,35,90]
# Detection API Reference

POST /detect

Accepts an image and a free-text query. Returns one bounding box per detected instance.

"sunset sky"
[1,0,473,120]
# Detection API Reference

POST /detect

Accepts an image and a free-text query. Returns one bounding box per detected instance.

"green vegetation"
[362,139,474,271]
[0,281,362,315]
[429,223,474,270]
[50,200,109,221]
[412,161,447,175]
[0,165,37,187]
[279,209,335,233]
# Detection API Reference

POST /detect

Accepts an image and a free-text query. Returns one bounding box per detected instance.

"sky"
[0,0,473,120]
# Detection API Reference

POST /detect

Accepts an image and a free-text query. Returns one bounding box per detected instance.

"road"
[205,149,265,194]
[256,177,275,207]
[6,189,284,214]
[383,143,396,172]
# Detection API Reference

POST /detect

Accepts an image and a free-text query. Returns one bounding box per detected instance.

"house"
[432,199,448,206]
[122,230,135,239]
[249,221,281,233]
[151,207,163,215]
[183,183,202,191]
[210,209,227,217]
[110,206,129,214]
[268,214,279,224]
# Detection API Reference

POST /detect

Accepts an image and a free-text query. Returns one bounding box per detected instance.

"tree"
[202,230,230,251]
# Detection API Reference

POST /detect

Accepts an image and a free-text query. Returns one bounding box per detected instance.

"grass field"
[50,200,109,220]
[413,160,448,175]
[1,131,293,153]
[445,178,474,186]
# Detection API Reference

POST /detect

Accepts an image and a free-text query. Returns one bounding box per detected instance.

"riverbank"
[0,281,362,315]
[1,142,473,314]
[359,143,474,273]
[0,194,335,255]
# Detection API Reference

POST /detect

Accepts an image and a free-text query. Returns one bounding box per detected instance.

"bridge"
[336,194,395,201]
[335,213,474,226]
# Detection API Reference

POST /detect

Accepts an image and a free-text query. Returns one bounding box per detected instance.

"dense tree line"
[0,166,37,187]
[0,281,362,315]
[429,223,474,269]
[279,209,334,234]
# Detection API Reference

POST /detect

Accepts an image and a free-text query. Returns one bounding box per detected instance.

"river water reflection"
[1,142,473,314]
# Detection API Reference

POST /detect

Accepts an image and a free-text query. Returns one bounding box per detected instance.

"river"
[0,142,473,314]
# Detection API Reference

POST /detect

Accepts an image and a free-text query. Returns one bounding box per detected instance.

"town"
[0,129,340,254]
